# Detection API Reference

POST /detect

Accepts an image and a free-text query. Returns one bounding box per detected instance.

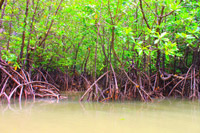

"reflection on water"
[0,99,199,133]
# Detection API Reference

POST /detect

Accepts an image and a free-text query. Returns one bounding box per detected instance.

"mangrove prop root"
[0,63,60,103]
[2,60,199,103]
[80,64,199,102]
[79,71,110,102]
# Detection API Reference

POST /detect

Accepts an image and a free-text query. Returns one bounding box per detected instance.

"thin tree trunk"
[25,0,40,72]
[19,0,30,63]
[7,0,15,50]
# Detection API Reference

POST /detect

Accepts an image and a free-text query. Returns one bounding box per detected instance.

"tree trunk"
[19,0,30,63]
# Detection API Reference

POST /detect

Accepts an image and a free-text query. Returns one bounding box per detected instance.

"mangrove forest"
[0,0,200,103]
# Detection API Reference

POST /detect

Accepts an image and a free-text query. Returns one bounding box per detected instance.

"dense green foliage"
[0,0,199,74]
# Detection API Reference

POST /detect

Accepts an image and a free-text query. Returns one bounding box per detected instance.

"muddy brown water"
[0,93,199,133]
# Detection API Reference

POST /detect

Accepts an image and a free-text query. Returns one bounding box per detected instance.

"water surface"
[0,99,199,133]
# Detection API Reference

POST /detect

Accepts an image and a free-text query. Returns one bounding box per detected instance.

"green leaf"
[154,39,159,44]
[160,32,168,38]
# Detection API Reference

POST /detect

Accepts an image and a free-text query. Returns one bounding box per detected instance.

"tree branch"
[139,0,150,29]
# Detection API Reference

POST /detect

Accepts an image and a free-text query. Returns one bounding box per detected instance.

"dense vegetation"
[0,0,199,102]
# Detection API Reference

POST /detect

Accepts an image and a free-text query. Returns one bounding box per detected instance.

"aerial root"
[0,62,60,103]
[80,65,199,102]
